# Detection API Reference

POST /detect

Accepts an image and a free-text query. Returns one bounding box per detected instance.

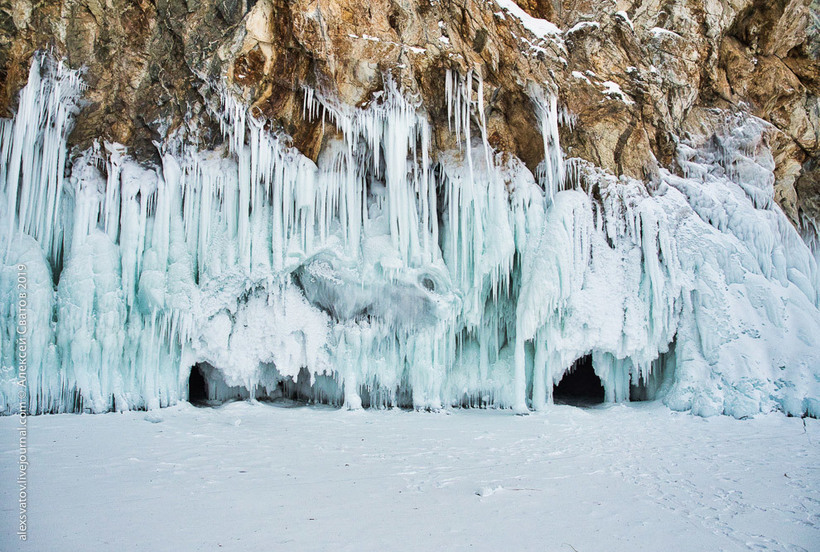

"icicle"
[529,83,565,203]
[2,54,83,263]
[5,53,817,419]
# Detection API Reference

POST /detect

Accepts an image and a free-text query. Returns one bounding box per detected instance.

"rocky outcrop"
[1,0,818,235]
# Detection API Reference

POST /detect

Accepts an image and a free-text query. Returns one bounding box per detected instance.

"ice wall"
[1,55,818,416]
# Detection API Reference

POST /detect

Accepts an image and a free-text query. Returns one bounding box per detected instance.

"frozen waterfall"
[1,54,819,417]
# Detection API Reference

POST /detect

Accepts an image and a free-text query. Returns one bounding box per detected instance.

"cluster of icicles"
[1,54,818,417]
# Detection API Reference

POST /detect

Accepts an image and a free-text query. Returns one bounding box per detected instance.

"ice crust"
[1,55,818,416]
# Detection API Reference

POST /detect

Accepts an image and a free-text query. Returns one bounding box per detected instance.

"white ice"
[1,54,818,417]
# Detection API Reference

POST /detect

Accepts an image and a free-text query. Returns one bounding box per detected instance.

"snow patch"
[651,27,682,39]
[615,11,634,30]
[600,80,635,105]
[566,21,600,35]
[494,0,562,38]
[571,71,591,84]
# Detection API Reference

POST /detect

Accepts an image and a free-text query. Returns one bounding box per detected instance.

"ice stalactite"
[0,60,546,413]
[1,54,84,266]
[529,83,566,203]
[1,54,819,417]
[0,55,83,413]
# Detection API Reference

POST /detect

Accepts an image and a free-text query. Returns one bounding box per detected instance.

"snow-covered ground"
[1,402,818,551]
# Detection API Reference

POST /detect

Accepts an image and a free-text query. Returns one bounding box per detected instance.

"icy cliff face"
[1,53,818,417]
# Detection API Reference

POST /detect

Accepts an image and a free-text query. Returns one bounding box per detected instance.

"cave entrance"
[553,355,605,406]
[188,364,209,405]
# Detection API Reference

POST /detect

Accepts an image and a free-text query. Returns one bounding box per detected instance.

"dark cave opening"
[553,355,605,406]
[188,364,209,405]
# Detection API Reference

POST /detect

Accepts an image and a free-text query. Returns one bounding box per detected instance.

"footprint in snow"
[475,485,503,497]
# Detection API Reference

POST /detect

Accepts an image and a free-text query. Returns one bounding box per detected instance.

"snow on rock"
[651,27,683,39]
[566,21,600,35]
[0,54,818,417]
[614,11,634,30]
[600,80,635,105]
[493,0,561,39]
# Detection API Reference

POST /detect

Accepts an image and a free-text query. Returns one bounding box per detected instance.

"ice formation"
[1,54,818,417]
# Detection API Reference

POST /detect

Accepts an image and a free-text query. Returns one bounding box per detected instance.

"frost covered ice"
[1,54,819,417]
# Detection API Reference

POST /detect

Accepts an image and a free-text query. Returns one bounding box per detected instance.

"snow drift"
[1,55,818,416]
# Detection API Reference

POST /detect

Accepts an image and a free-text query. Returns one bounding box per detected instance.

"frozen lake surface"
[1,402,818,551]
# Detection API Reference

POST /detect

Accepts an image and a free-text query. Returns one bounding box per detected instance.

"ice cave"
[1,53,819,419]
